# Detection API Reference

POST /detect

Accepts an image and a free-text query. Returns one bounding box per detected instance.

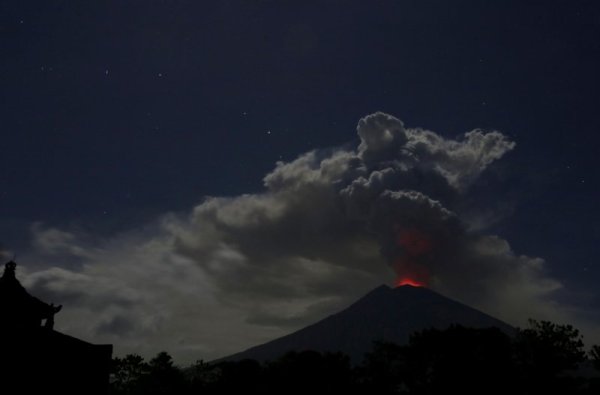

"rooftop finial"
[3,260,17,279]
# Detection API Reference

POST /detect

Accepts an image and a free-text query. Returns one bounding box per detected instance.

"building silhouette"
[0,260,112,394]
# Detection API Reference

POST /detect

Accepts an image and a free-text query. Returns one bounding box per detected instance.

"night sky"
[2,1,600,362]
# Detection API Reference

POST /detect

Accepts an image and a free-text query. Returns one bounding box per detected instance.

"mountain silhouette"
[222,284,514,363]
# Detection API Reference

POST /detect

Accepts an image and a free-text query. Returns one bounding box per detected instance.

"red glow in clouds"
[395,277,425,287]
[392,226,433,287]
[397,227,432,256]
[393,259,430,287]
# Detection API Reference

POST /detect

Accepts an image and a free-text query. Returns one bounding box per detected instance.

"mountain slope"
[222,285,514,363]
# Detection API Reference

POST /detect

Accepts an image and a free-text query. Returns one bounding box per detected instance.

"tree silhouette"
[357,327,516,395]
[143,352,187,395]
[359,341,407,394]
[406,326,514,395]
[208,359,263,394]
[590,345,600,371]
[106,320,599,395]
[186,359,222,393]
[264,350,354,395]
[513,319,586,394]
[110,354,149,395]
[110,352,186,395]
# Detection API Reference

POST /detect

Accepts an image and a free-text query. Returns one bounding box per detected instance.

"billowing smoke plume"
[172,112,558,323]
[18,112,569,362]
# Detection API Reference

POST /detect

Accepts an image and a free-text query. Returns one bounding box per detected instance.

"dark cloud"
[96,314,136,336]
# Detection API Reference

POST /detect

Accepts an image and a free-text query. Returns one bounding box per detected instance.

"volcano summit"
[223,285,514,363]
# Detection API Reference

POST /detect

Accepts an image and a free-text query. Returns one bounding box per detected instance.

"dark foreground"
[110,320,600,395]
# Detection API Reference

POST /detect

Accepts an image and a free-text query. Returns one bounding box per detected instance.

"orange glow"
[395,277,425,287]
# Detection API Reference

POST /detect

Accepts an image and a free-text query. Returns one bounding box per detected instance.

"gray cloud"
[31,224,92,258]
[19,226,276,362]
[14,112,587,363]
[0,248,10,262]
[173,112,531,321]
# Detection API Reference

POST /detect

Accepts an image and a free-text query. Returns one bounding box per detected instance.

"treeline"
[110,320,600,395]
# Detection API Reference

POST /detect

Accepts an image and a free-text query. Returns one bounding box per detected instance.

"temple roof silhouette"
[0,260,112,395]
[0,260,62,329]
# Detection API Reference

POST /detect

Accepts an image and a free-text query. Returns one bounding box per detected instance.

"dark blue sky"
[2,1,599,304]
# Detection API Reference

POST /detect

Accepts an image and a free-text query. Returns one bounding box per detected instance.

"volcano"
[222,285,514,363]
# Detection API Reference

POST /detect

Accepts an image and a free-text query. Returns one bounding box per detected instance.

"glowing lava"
[395,277,425,287]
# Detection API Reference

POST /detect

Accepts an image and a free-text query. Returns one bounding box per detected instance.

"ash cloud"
[15,112,577,362]
[173,112,554,325]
